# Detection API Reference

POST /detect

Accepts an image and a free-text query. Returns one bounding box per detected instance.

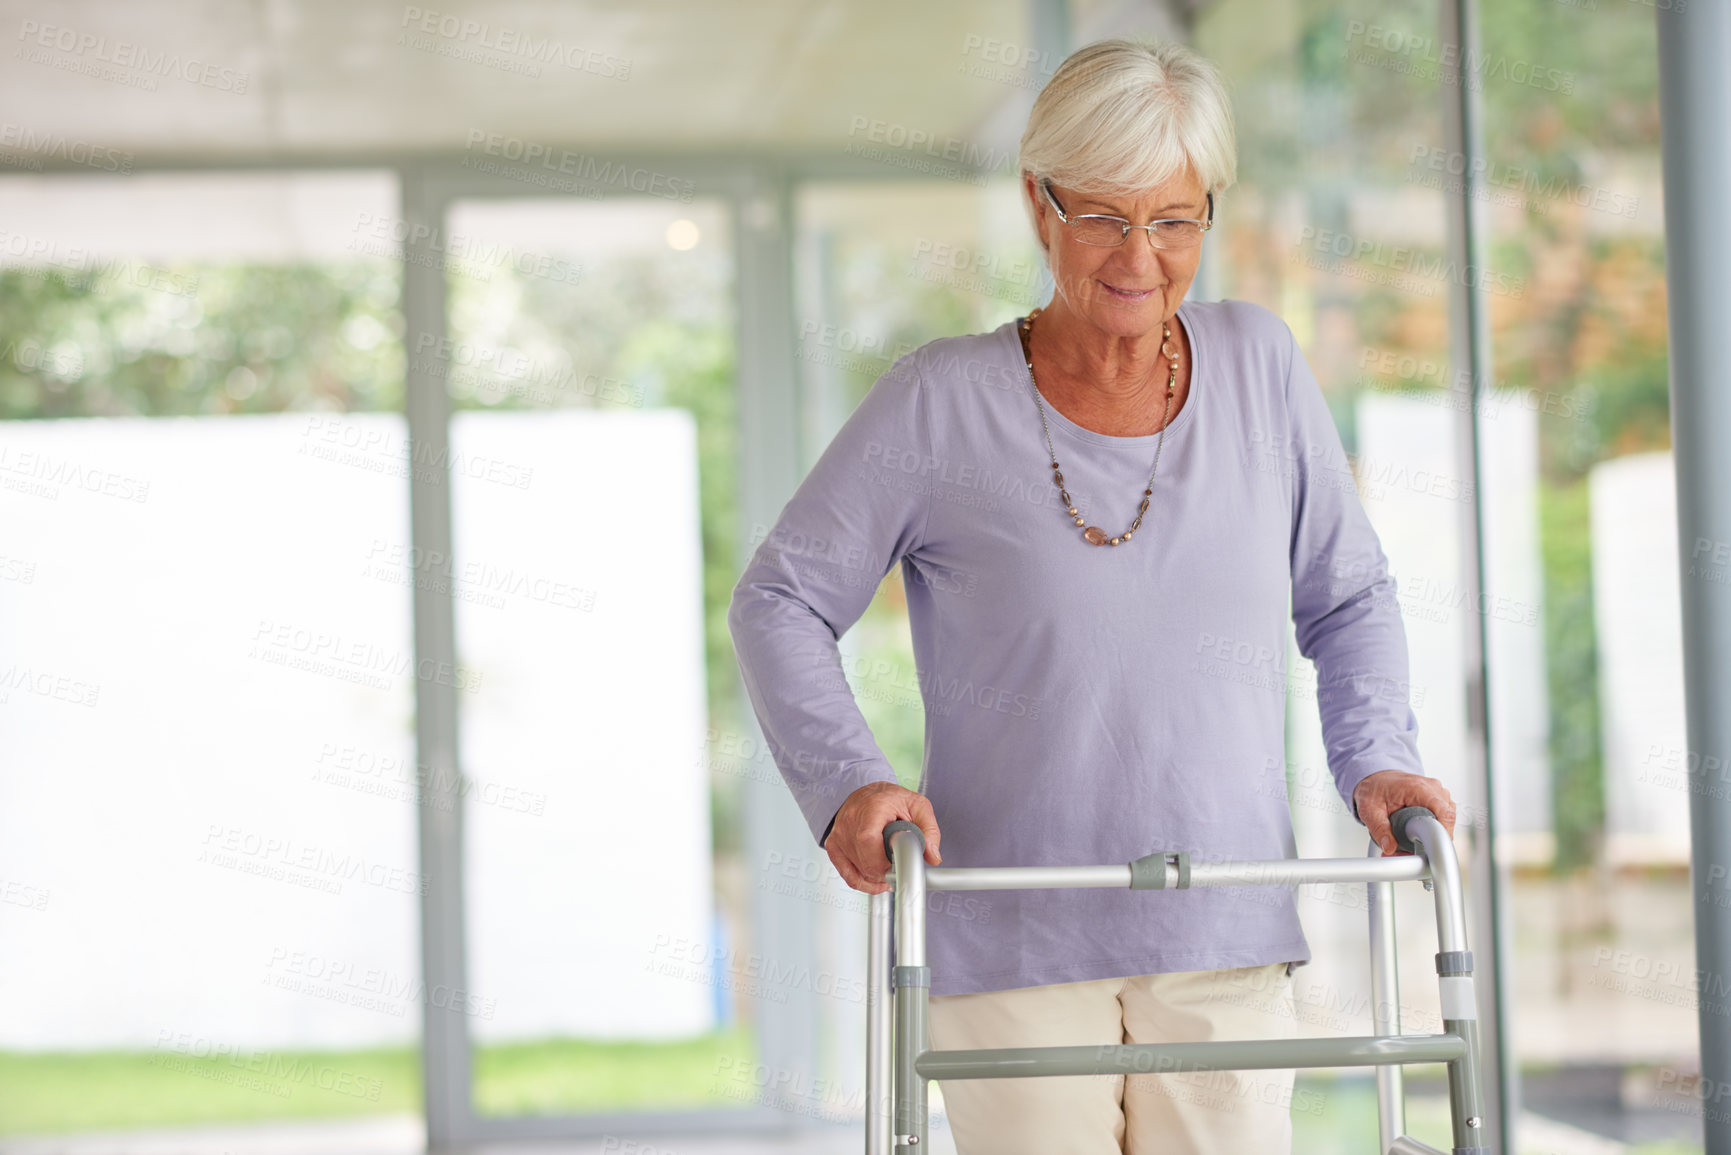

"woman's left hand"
[1352,770,1457,856]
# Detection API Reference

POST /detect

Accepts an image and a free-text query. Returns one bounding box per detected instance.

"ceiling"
[0,0,1186,168]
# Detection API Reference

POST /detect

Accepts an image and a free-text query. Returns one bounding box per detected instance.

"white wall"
[0,409,712,1050]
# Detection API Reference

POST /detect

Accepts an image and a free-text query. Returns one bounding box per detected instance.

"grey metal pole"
[401,165,473,1152]
[887,825,930,1152]
[1368,841,1407,1154]
[1656,5,1731,1152]
[733,161,821,1140]
[1437,0,1515,1147]
[867,891,893,1155]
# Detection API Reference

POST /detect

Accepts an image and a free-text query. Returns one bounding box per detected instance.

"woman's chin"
[1081,296,1166,336]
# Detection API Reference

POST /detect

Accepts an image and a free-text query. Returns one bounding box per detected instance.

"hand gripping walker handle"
[882,819,924,863]
[1388,805,1437,854]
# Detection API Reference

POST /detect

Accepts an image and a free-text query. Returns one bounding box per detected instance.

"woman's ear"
[1025,174,1051,258]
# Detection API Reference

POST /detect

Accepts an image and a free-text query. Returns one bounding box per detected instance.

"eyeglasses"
[1040,180,1214,249]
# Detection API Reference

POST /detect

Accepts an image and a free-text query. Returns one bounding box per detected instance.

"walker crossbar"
[914,1032,1467,1080]
[863,806,1489,1155]
[919,855,1431,892]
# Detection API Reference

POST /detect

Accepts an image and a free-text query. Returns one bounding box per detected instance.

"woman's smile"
[1099,279,1157,301]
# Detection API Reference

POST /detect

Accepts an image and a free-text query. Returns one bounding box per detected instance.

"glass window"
[439,196,748,1118]
[1474,3,1695,1147]
[0,171,422,1138]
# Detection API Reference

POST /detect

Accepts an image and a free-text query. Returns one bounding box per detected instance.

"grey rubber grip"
[892,965,930,989]
[1436,950,1474,976]
[1129,850,1191,890]
[882,819,924,861]
[1388,806,1436,854]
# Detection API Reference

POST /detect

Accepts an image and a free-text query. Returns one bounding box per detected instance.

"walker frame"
[863,806,1488,1154]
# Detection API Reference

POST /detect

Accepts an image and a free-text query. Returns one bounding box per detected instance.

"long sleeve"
[727,353,932,848]
[1281,327,1425,822]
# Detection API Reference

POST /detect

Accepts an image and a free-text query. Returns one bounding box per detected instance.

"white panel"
[0,413,418,1050]
[1481,391,1551,854]
[453,409,714,1041]
[1354,393,1470,822]
[0,406,715,1049]
[1590,450,1690,864]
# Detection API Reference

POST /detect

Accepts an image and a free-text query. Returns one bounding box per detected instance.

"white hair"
[1018,37,1237,242]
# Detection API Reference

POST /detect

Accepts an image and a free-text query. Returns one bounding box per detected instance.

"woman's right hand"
[823,781,942,894]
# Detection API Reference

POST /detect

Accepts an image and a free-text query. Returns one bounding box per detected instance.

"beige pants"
[927,963,1297,1155]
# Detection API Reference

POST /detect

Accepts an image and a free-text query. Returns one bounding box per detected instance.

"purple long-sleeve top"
[726,298,1425,997]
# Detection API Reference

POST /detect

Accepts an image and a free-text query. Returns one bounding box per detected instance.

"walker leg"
[1445,1017,1489,1155]
[1367,840,1407,1154]
[867,890,893,1155]
[893,980,928,1149]
[1396,809,1491,1155]
[884,822,931,1151]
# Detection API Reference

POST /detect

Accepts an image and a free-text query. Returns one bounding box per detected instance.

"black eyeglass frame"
[1038,179,1215,248]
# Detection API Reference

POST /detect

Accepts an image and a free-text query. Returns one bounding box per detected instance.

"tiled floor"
[0,1111,1670,1155]
[0,1114,956,1155]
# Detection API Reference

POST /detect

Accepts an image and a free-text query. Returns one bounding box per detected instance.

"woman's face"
[1029,168,1209,340]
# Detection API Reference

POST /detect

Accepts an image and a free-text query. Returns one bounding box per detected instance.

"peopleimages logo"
[0,122,133,173]
[15,19,251,93]
[845,117,1017,171]
[1408,145,1638,219]
[1344,21,1575,94]
[461,131,694,202]
[398,7,631,79]
[1294,226,1526,298]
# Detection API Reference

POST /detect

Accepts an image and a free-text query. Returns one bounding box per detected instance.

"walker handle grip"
[1388,806,1436,855]
[882,819,924,863]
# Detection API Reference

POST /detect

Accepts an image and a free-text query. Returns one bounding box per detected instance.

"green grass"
[472,1025,759,1116]
[5,1043,1706,1153]
[0,1027,758,1136]
[1292,1073,1705,1155]
[0,1045,420,1134]
[1291,1074,1451,1154]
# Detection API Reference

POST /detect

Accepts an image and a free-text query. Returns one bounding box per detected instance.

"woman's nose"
[1107,231,1165,274]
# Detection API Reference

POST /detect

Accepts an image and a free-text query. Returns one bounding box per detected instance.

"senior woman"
[728,37,1456,1155]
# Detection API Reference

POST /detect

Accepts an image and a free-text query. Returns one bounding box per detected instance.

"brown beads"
[1025,312,1179,548]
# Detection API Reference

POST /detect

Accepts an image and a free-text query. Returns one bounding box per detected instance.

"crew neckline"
[1003,299,1203,449]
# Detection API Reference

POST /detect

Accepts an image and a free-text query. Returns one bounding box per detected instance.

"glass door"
[430,190,756,1122]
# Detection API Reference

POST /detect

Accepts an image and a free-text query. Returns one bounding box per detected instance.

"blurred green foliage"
[1541,478,1604,872]
[0,261,403,418]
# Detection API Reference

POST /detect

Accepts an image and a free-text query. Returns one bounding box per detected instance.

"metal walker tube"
[887,823,930,1152]
[866,889,893,1155]
[1368,839,1407,1153]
